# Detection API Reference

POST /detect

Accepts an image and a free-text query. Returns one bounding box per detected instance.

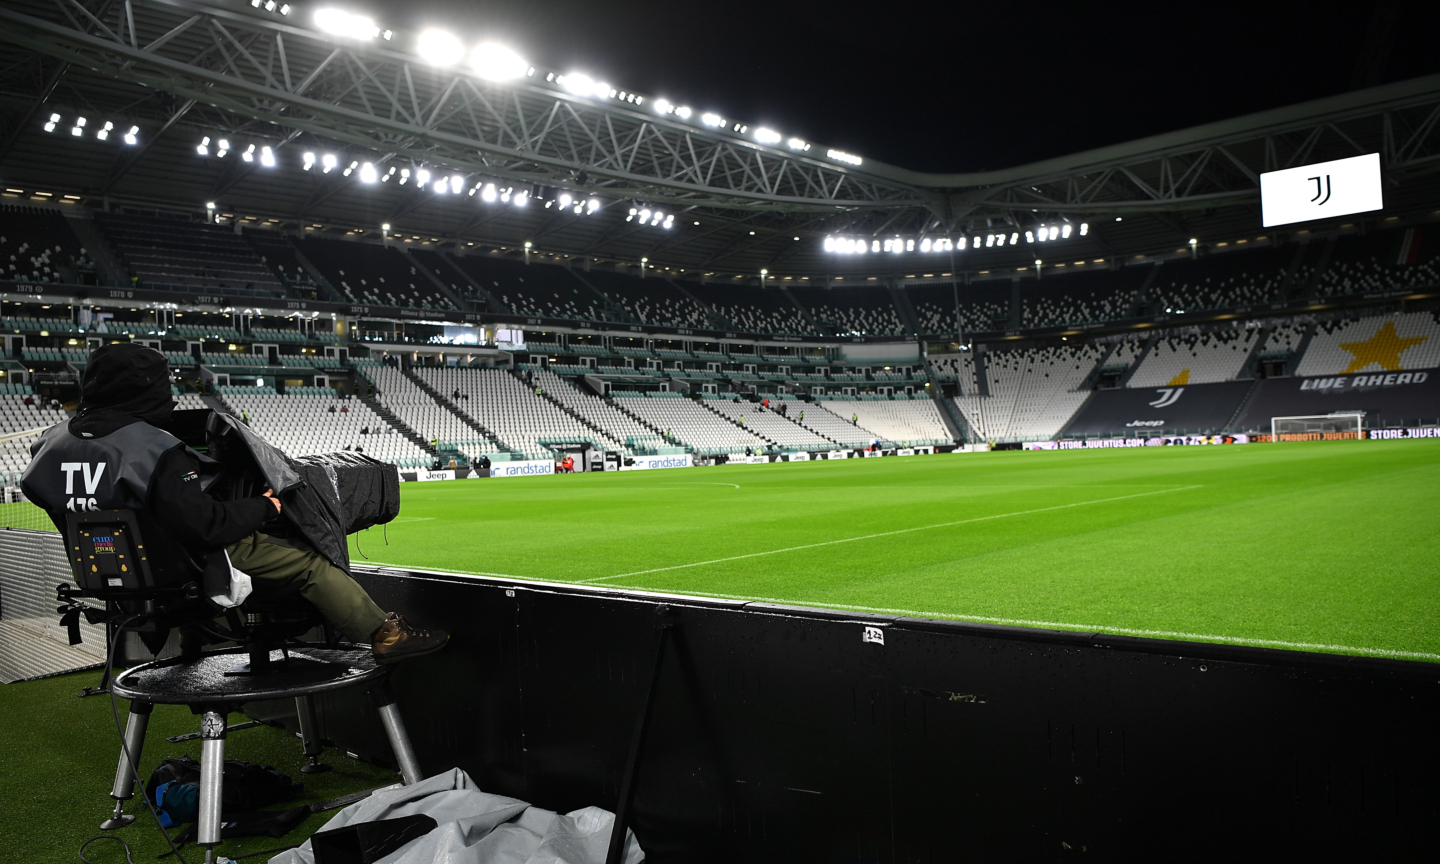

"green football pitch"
[353,439,1440,663]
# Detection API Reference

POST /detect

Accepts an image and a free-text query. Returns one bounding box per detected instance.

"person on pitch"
[22,344,447,665]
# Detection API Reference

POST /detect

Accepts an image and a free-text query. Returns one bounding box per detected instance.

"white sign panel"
[622,454,694,471]
[490,459,555,478]
[1260,153,1383,227]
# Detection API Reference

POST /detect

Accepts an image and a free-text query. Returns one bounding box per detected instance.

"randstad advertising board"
[490,459,556,478]
[623,454,694,471]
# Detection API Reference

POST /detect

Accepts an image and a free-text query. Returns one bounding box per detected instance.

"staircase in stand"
[361,395,433,454]
[698,400,775,446]
[511,369,618,446]
[401,367,517,455]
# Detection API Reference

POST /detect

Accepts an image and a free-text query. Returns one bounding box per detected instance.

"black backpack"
[146,755,301,828]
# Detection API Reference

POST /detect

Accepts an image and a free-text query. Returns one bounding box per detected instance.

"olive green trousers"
[225,532,388,642]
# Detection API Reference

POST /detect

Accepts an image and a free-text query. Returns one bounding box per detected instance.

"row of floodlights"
[43,114,139,144]
[306,8,861,166]
[626,208,674,229]
[824,224,1089,255]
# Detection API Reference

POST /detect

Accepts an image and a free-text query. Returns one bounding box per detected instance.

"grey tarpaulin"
[269,769,644,864]
[205,412,400,575]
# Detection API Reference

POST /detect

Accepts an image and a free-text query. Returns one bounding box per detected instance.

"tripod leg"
[295,694,330,774]
[100,701,152,829]
[197,709,228,861]
[369,679,422,785]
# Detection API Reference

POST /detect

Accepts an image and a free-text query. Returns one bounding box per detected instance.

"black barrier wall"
[1236,367,1440,430]
[1062,380,1252,437]
[255,568,1440,862]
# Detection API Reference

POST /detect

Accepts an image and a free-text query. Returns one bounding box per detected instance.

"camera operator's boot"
[370,613,449,665]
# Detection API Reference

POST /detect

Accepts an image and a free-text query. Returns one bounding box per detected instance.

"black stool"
[104,645,421,864]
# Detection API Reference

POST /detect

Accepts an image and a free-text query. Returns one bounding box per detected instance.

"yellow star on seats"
[1167,369,1190,386]
[1340,321,1427,373]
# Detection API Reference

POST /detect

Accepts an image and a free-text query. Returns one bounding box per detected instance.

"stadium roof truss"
[2,0,1440,275]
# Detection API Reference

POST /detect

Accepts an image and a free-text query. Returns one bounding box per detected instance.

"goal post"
[1270,412,1365,442]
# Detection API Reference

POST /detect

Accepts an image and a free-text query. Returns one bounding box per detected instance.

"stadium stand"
[787,403,874,448]
[617,393,769,454]
[680,281,809,335]
[1262,322,1308,356]
[218,390,429,466]
[1147,246,1292,312]
[0,206,91,285]
[1127,329,1259,387]
[413,366,625,458]
[242,229,325,297]
[1313,227,1438,299]
[954,345,1101,441]
[366,365,508,464]
[406,249,483,308]
[0,391,66,485]
[295,236,457,309]
[816,399,952,445]
[580,271,711,328]
[1294,311,1440,376]
[96,212,286,297]
[530,369,666,450]
[1023,269,1143,328]
[447,255,603,319]
[704,398,834,449]
[907,282,1011,334]
[791,287,904,336]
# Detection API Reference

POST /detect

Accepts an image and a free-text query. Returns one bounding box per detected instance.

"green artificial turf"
[351,439,1440,662]
[0,671,397,863]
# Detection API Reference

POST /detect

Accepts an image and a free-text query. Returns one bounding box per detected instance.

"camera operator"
[22,344,447,664]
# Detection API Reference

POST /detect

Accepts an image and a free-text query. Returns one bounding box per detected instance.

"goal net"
[1270,413,1365,442]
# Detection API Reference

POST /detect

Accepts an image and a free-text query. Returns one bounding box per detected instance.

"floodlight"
[359,162,377,183]
[382,222,390,231]
[754,128,782,145]
[824,236,835,252]
[96,121,113,141]
[44,113,59,132]
[432,175,446,192]
[1047,226,1058,241]
[303,151,316,170]
[314,8,377,39]
[1025,230,1035,243]
[1061,224,1072,238]
[49,112,61,122]
[558,192,573,209]
[500,188,511,202]
[675,106,692,119]
[280,4,291,14]
[1080,223,1089,235]
[264,0,276,10]
[957,237,967,250]
[481,182,498,202]
[572,204,583,214]
[206,201,216,210]
[469,43,527,80]
[871,240,880,252]
[587,198,600,214]
[322,153,337,172]
[651,211,664,226]
[1189,237,1198,245]
[639,209,651,223]
[71,117,87,136]
[242,143,255,162]
[416,168,431,188]
[252,0,261,6]
[197,136,211,156]
[417,30,464,66]
[787,137,809,151]
[654,99,673,114]
[561,73,607,98]
[383,166,396,182]
[1010,232,1019,244]
[663,214,673,228]
[123,126,138,145]
[450,175,463,194]
[701,113,723,127]
[213,138,229,157]
[513,189,529,207]
[906,239,914,252]
[985,234,994,247]
[827,149,862,166]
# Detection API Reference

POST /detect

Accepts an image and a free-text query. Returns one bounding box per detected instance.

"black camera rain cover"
[205,412,399,575]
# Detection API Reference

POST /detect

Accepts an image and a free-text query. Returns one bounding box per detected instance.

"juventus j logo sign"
[1149,388,1184,408]
[1309,174,1332,206]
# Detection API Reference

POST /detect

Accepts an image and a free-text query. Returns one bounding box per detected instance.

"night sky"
[339,1,1438,173]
